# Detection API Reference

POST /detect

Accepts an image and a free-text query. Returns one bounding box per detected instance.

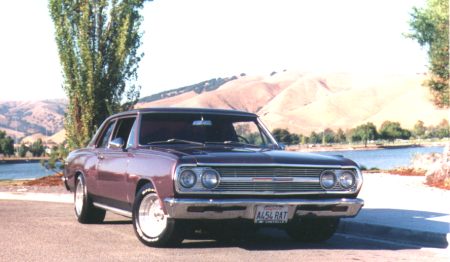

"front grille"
[217,167,323,178]
[175,165,360,195]
[217,182,323,192]
[214,167,326,193]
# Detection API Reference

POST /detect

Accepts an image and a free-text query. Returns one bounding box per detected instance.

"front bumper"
[164,198,364,220]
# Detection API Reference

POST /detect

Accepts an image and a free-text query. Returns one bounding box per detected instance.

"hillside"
[1,71,447,143]
[0,99,66,142]
[139,76,238,103]
[136,71,449,134]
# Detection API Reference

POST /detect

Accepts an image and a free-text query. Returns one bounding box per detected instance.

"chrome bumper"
[164,198,364,220]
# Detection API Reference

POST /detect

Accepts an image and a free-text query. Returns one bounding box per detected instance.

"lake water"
[317,146,444,170]
[0,146,445,180]
[0,162,56,180]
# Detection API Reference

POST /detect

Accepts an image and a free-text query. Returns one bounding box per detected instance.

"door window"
[111,117,136,149]
[97,121,116,148]
[127,120,137,148]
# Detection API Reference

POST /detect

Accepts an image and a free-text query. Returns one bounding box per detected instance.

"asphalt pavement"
[1,200,448,262]
[1,172,449,250]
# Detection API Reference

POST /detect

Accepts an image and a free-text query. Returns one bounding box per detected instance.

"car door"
[89,120,117,197]
[96,116,136,210]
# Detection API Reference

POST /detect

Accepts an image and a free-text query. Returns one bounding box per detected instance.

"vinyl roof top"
[112,107,257,118]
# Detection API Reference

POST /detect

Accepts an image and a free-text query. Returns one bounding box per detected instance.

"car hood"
[151,146,358,167]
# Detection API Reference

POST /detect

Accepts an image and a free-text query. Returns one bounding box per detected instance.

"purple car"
[63,108,363,247]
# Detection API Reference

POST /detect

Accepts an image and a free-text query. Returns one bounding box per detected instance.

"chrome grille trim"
[175,164,363,195]
[216,167,327,192]
[217,182,323,192]
[220,176,319,183]
[217,167,323,177]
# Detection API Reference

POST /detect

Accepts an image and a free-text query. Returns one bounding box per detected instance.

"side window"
[111,117,136,149]
[232,121,265,146]
[97,121,116,148]
[127,120,137,148]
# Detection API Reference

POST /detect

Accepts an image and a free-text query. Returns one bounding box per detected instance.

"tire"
[74,175,106,224]
[132,185,183,247]
[286,218,340,243]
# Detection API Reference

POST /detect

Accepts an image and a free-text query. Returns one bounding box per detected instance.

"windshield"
[139,113,275,148]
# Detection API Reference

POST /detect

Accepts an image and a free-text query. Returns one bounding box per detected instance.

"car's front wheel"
[286,217,340,242]
[74,175,106,224]
[132,185,183,247]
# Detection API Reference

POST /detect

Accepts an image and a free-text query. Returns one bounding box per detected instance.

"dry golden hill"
[47,129,66,144]
[136,71,449,134]
[10,128,66,145]
[20,133,48,144]
[0,99,66,141]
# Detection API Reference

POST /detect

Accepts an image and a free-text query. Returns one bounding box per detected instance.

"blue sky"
[0,0,427,101]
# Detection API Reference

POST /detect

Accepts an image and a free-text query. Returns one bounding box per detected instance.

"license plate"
[254,205,289,224]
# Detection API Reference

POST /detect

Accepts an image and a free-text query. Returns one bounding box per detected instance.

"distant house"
[45,148,53,155]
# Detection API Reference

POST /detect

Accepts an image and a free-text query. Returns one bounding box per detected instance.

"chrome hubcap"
[138,194,167,238]
[75,178,84,215]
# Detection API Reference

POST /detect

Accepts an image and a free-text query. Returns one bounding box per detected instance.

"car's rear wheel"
[132,185,183,247]
[74,175,106,224]
[286,217,340,242]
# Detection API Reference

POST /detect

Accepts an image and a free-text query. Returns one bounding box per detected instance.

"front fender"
[126,151,179,213]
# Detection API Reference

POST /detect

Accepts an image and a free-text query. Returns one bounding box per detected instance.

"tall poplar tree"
[49,0,146,149]
[407,0,449,108]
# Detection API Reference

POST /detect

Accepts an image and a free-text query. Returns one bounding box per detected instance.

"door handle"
[98,154,105,160]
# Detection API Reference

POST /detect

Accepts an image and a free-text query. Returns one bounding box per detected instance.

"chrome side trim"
[93,202,132,218]
[164,197,364,220]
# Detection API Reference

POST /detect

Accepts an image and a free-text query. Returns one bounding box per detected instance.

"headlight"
[339,171,355,189]
[201,169,220,189]
[179,170,196,188]
[320,170,336,189]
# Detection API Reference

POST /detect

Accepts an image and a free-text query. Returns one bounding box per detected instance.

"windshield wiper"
[147,139,205,146]
[205,141,261,148]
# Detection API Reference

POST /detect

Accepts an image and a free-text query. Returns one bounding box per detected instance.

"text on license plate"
[254,205,289,224]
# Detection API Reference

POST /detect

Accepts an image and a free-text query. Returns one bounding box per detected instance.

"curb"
[0,192,72,204]
[338,220,449,249]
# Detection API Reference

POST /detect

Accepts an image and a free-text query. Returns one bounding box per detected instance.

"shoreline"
[0,158,49,164]
[287,142,446,152]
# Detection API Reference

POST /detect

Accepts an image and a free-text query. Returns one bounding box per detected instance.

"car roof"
[111,107,257,118]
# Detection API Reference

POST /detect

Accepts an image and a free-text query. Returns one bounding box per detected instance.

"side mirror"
[109,137,125,149]
[278,143,286,150]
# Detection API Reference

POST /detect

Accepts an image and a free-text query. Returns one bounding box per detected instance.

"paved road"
[0,200,448,262]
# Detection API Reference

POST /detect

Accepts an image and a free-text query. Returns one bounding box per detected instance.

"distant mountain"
[136,71,449,134]
[139,76,238,103]
[0,99,66,142]
[2,71,447,144]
